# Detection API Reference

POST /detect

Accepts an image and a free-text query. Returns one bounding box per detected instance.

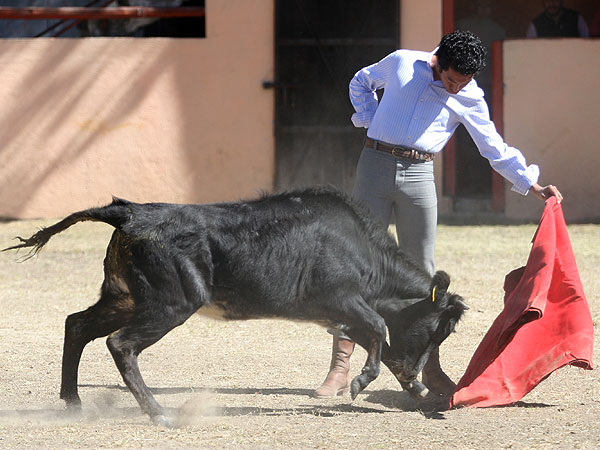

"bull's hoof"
[63,403,83,419]
[421,371,456,396]
[350,379,360,400]
[63,397,82,413]
[152,414,175,428]
[401,380,429,399]
[350,375,367,400]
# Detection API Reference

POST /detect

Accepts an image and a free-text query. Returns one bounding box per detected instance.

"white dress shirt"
[349,48,539,195]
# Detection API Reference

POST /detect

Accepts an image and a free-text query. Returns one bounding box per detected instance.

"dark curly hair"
[435,30,486,76]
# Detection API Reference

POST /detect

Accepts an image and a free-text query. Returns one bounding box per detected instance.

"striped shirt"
[349,48,539,195]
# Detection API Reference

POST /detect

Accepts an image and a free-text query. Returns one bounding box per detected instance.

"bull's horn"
[456,299,469,310]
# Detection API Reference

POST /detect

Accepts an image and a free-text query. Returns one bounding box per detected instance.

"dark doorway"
[272,0,399,193]
[452,0,506,201]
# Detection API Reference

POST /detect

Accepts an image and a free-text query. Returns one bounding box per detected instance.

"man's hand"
[530,183,563,204]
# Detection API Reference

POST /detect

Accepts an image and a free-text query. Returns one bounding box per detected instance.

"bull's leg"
[334,295,387,400]
[421,347,456,395]
[106,329,164,423]
[60,296,133,409]
[105,306,198,427]
[104,249,210,426]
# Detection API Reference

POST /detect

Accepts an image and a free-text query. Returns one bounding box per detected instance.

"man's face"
[439,67,474,95]
[543,0,563,16]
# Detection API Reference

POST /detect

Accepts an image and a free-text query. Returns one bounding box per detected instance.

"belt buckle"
[391,147,406,159]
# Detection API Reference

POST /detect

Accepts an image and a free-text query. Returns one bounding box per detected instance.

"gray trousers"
[353,144,437,276]
[330,144,437,339]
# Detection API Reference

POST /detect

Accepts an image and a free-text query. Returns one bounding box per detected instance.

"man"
[526,0,589,38]
[314,30,563,398]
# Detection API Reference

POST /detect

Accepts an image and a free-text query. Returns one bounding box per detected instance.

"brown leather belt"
[364,137,434,162]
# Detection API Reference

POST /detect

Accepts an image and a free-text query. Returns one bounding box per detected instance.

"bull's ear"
[430,270,450,303]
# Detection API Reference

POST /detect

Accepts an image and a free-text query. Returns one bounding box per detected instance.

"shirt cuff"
[351,111,373,128]
[510,164,540,195]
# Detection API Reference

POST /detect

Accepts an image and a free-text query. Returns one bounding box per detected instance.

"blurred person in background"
[526,0,589,38]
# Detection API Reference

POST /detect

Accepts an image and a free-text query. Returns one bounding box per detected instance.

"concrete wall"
[503,39,600,222]
[0,0,274,218]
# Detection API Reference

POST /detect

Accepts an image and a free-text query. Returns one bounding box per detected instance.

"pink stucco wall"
[400,0,442,51]
[0,0,274,218]
[1,1,596,222]
[502,39,600,222]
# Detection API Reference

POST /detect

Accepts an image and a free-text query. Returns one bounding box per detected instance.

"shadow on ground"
[0,384,555,425]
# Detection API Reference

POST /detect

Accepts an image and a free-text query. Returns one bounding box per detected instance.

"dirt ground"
[0,218,598,449]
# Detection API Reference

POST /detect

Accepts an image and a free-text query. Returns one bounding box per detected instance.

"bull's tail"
[2,197,132,259]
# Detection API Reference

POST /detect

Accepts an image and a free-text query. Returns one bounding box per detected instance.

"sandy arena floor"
[0,219,598,449]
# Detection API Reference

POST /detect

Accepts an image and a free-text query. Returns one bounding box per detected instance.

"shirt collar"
[427,47,439,65]
[422,48,438,82]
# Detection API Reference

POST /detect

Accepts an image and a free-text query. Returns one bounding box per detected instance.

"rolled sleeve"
[510,163,539,195]
[351,110,374,128]
[349,51,397,129]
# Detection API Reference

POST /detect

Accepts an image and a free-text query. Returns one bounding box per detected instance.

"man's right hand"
[530,183,563,204]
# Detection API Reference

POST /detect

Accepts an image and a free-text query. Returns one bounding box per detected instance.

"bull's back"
[202,191,381,318]
[100,189,390,321]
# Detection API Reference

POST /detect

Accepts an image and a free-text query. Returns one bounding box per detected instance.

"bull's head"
[379,271,468,384]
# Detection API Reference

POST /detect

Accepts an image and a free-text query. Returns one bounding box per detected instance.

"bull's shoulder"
[249,188,397,248]
[257,186,355,210]
[247,187,372,226]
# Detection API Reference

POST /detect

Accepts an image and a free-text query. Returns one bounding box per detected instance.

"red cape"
[450,197,594,408]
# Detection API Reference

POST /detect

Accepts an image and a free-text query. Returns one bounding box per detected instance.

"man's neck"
[430,55,441,81]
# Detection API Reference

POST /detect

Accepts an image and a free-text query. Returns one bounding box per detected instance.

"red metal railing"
[0,4,205,38]
[0,6,205,20]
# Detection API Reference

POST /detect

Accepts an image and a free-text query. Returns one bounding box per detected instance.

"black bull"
[4,187,467,425]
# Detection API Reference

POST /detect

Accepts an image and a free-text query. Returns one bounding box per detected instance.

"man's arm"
[349,51,397,128]
[525,22,537,38]
[577,15,590,38]
[459,95,564,203]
